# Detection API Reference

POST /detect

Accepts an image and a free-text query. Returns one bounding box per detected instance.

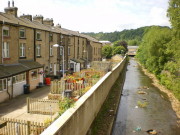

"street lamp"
[53,44,64,78]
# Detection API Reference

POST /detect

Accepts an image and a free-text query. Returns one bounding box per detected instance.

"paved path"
[0,86,53,122]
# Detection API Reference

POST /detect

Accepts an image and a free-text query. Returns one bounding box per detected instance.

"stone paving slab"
[0,86,52,122]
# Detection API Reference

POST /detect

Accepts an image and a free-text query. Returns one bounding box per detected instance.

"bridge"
[128,46,139,56]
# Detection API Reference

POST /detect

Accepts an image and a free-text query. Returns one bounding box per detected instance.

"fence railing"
[0,117,47,135]
[27,98,59,115]
[50,78,99,95]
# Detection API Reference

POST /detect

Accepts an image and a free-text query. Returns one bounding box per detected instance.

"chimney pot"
[12,0,14,7]
[8,1,10,7]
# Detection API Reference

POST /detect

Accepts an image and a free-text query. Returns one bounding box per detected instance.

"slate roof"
[0,12,102,44]
[70,58,85,63]
[0,61,43,79]
[19,60,43,69]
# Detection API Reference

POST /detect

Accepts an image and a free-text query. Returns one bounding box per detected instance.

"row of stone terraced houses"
[0,2,102,103]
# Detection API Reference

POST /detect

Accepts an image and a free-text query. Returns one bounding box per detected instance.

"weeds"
[137,101,148,108]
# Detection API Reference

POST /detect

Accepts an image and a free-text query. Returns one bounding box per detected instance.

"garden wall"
[41,56,127,135]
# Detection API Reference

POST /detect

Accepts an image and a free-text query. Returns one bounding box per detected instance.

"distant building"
[128,46,139,56]
[99,41,112,46]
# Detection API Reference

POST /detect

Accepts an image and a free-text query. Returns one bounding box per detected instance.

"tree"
[113,40,128,52]
[128,39,139,46]
[136,26,172,75]
[102,45,112,58]
[167,0,180,38]
[112,46,126,55]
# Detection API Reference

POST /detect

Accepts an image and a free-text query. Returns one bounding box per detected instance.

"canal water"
[112,58,180,135]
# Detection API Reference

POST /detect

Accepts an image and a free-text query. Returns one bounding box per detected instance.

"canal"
[112,58,180,135]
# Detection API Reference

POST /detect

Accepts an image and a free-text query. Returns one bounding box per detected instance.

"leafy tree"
[128,39,139,46]
[167,0,180,38]
[136,26,172,75]
[112,46,126,55]
[136,0,180,100]
[102,45,112,58]
[113,40,128,52]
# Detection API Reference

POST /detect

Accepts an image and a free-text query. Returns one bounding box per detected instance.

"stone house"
[0,2,102,103]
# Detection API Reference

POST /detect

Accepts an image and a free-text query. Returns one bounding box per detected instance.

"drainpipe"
[49,31,50,75]
[1,20,4,64]
[33,28,36,61]
[74,36,75,58]
[7,77,11,99]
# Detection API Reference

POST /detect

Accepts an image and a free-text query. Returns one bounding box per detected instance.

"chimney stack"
[33,15,44,23]
[4,1,18,17]
[20,14,33,21]
[56,23,61,28]
[43,18,54,26]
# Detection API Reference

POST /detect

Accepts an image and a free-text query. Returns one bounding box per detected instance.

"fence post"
[27,121,31,135]
[27,98,30,113]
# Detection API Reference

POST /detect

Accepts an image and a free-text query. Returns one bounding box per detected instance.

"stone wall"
[41,56,127,135]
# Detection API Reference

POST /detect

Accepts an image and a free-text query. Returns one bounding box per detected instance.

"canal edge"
[137,61,180,119]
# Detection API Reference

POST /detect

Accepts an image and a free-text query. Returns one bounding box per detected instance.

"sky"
[0,0,171,33]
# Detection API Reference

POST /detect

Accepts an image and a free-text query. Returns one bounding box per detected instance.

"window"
[50,45,53,56]
[68,37,71,44]
[19,29,25,38]
[36,32,41,40]
[12,73,26,84]
[0,79,7,91]
[3,27,9,36]
[36,45,41,56]
[31,70,38,79]
[68,47,70,55]
[49,63,52,72]
[19,43,26,57]
[49,33,53,42]
[3,42,9,58]
[60,48,63,55]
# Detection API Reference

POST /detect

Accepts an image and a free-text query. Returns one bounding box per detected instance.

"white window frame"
[0,79,7,92]
[49,33,53,42]
[3,26,9,36]
[68,47,70,55]
[50,45,53,56]
[12,73,26,84]
[60,48,63,56]
[19,29,26,38]
[36,44,41,56]
[31,70,38,80]
[3,42,10,58]
[19,43,26,57]
[36,32,41,40]
[50,63,53,72]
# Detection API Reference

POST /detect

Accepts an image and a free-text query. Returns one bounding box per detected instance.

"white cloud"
[0,0,171,32]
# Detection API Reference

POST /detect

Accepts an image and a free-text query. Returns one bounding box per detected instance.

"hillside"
[82,26,169,45]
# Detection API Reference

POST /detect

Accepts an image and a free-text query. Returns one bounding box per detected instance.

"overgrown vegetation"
[137,101,148,108]
[136,0,180,101]
[102,40,127,58]
[59,98,75,115]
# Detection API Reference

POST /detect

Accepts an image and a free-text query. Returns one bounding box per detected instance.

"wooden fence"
[50,78,99,95]
[0,117,47,135]
[27,98,59,115]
